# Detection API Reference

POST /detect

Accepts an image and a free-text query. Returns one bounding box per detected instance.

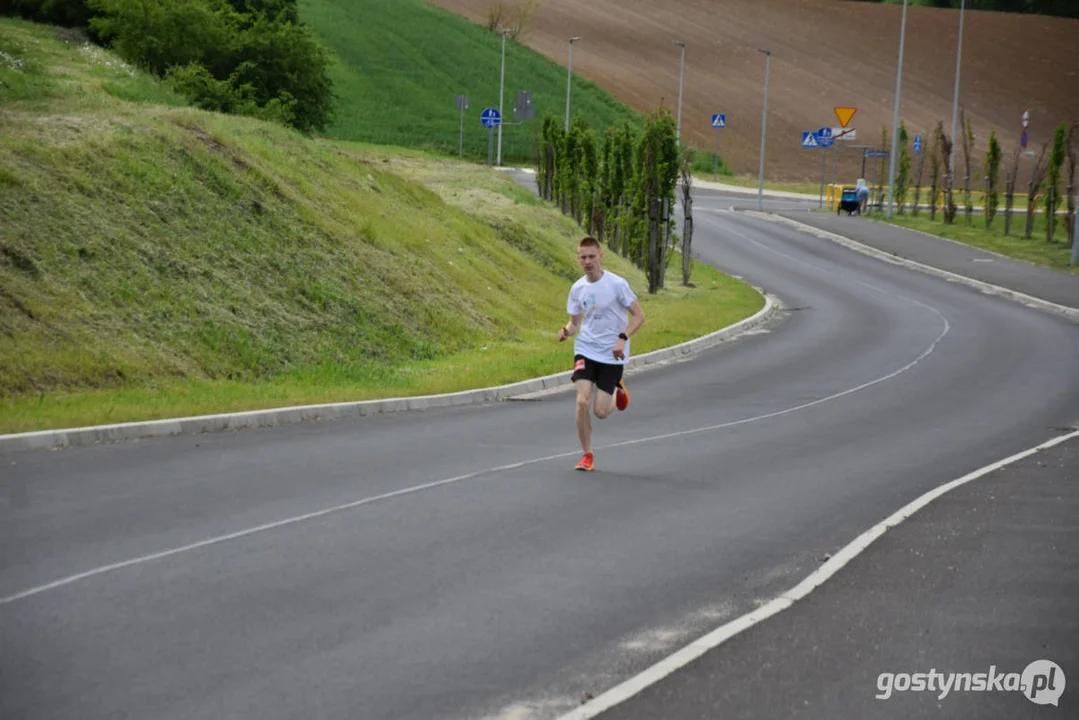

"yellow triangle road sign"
[834,107,857,128]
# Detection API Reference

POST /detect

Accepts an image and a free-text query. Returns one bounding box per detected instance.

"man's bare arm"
[612,302,645,360]
[624,301,645,337]
[558,314,584,342]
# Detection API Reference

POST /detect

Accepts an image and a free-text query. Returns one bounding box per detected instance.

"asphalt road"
[3,177,1078,720]
[594,436,1079,720]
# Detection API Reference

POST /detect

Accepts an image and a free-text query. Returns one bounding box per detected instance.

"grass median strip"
[862,212,1078,275]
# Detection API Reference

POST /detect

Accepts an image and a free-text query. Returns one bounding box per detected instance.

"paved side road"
[594,435,1079,720]
[776,211,1079,312]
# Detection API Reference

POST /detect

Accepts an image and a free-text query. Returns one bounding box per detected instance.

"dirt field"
[430,0,1079,181]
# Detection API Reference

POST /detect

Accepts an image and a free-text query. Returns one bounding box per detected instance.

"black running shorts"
[571,354,624,395]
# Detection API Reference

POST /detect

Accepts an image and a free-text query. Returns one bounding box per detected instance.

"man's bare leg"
[593,390,616,419]
[575,380,594,454]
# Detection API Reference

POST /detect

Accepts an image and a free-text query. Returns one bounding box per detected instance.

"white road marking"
[2,216,952,606]
[555,428,1079,720]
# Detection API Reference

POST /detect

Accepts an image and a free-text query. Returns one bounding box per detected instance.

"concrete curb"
[746,211,1079,322]
[0,297,777,453]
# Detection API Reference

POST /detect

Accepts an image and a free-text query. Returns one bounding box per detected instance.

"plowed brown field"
[431,0,1079,181]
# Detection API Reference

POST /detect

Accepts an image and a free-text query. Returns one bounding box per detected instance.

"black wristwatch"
[618,332,629,341]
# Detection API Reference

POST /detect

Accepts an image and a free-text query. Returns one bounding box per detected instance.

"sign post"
[833,109,856,205]
[481,107,501,166]
[805,130,833,208]
[456,94,470,159]
[816,128,835,207]
[711,114,726,180]
[819,143,827,208]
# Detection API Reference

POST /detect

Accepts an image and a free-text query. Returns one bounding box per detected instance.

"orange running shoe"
[575,452,595,471]
[615,379,630,411]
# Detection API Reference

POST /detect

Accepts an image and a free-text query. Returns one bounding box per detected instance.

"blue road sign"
[814,126,834,149]
[913,133,923,155]
[802,131,819,149]
[712,113,726,129]
[866,149,889,158]
[481,108,501,129]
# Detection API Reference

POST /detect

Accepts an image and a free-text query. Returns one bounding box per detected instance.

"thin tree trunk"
[912,152,924,218]
[1004,177,1014,236]
[1048,188,1055,244]
[648,198,659,294]
[682,170,694,286]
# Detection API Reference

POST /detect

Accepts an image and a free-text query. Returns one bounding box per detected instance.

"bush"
[6,0,94,27]
[84,0,332,133]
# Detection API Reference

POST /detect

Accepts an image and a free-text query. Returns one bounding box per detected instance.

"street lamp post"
[949,0,965,180]
[757,49,771,212]
[565,37,582,132]
[886,0,909,218]
[675,41,686,145]
[497,29,509,167]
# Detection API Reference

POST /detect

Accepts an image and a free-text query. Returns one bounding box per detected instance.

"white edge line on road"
[555,429,1079,720]
[748,212,1079,322]
[0,298,777,453]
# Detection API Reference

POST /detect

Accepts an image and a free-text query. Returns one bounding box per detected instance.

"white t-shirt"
[566,270,638,365]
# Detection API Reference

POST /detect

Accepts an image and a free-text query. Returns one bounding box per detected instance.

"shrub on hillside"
[80,0,332,133]
[6,0,94,27]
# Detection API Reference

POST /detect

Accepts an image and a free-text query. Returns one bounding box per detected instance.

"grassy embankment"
[300,0,642,164]
[303,0,748,183]
[0,19,763,433]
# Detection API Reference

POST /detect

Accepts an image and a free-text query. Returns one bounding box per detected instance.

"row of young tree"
[5,0,334,133]
[536,109,696,294]
[873,114,1077,243]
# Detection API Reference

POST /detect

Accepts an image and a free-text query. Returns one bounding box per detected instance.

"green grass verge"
[300,0,642,165]
[0,18,763,433]
[864,211,1079,275]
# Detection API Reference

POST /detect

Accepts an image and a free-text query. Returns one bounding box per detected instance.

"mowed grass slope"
[0,19,762,433]
[299,0,641,163]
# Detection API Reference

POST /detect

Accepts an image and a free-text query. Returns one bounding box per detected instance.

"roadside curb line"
[0,297,777,453]
[556,428,1079,720]
[746,211,1079,322]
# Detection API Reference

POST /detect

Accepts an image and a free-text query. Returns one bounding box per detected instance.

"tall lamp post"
[948,0,966,180]
[886,0,909,218]
[674,41,686,145]
[496,28,509,167]
[565,37,582,132]
[757,48,771,212]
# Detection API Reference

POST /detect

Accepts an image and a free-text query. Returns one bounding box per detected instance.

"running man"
[557,236,646,471]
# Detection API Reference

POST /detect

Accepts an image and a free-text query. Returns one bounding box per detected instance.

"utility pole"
[675,41,686,145]
[497,29,508,167]
[886,0,909,218]
[757,49,771,212]
[565,37,581,132]
[949,0,965,180]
